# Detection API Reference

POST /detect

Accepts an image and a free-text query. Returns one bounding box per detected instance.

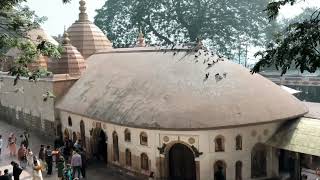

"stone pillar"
[195,160,200,180]
[157,155,166,179]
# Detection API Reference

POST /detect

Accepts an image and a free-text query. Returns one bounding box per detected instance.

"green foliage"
[252,1,320,75]
[0,0,62,84]
[95,0,270,58]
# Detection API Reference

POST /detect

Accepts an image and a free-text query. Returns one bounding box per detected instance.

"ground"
[0,120,140,180]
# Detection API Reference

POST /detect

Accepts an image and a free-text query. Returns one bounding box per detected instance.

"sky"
[26,0,320,36]
[25,0,105,36]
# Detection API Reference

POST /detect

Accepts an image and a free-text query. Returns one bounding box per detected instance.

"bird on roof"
[42,91,56,102]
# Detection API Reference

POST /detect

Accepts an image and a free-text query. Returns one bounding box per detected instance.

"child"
[64,164,73,180]
[27,148,33,166]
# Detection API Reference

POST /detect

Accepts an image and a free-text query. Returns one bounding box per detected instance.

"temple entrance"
[92,128,108,163]
[168,143,196,180]
[251,143,267,178]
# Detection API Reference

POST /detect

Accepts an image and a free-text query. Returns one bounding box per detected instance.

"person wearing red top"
[17,144,27,169]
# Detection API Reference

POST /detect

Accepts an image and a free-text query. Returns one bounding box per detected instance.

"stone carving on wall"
[163,136,169,142]
[188,137,195,144]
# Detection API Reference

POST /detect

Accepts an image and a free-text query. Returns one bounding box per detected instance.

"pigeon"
[215,73,223,82]
[42,91,56,102]
[203,73,210,81]
[223,72,227,78]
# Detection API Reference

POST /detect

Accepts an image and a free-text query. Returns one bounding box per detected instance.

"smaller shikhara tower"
[48,30,86,76]
[67,0,112,59]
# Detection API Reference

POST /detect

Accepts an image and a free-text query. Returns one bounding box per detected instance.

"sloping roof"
[303,102,320,119]
[266,117,320,156]
[56,48,307,130]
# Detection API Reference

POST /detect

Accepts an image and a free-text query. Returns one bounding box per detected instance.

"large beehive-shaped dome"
[67,0,112,59]
[57,48,308,130]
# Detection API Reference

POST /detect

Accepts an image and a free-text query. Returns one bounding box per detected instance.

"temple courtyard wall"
[0,73,76,137]
[60,110,281,180]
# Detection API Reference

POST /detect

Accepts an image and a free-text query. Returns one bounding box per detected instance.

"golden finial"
[79,0,88,21]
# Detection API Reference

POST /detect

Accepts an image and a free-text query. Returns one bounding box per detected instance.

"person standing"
[45,145,53,175]
[38,145,46,173]
[27,148,34,166]
[0,169,11,180]
[23,131,29,148]
[0,135,3,157]
[80,149,86,179]
[10,161,23,180]
[56,155,65,180]
[38,145,45,161]
[17,144,27,169]
[70,151,82,179]
[32,157,43,180]
[7,133,17,156]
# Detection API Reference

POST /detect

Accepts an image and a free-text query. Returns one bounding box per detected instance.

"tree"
[252,1,320,75]
[94,0,270,58]
[0,0,70,84]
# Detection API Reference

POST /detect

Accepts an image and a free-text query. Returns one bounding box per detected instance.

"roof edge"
[55,107,307,131]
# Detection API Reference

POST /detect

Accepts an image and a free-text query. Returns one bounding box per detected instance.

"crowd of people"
[0,132,87,180]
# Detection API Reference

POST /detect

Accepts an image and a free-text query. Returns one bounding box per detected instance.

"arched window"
[235,161,242,180]
[214,160,226,180]
[215,135,225,152]
[141,153,149,171]
[125,149,132,167]
[140,132,148,146]
[80,120,86,147]
[113,131,119,162]
[236,135,242,150]
[124,129,131,142]
[251,143,267,178]
[68,116,72,127]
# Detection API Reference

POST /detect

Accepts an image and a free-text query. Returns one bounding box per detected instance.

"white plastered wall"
[60,111,282,180]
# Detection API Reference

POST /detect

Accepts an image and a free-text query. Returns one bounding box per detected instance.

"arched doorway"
[112,131,119,162]
[80,120,86,148]
[235,161,242,180]
[56,124,62,138]
[214,160,226,180]
[91,128,108,163]
[251,143,267,178]
[168,143,196,180]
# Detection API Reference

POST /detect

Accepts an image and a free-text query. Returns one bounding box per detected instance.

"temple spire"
[79,0,88,22]
[136,31,146,47]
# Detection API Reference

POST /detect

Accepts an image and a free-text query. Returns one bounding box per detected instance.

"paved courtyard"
[0,120,140,180]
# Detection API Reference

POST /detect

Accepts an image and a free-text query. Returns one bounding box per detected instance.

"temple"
[0,1,319,179]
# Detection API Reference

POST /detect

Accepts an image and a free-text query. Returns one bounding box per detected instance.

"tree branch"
[143,17,173,44]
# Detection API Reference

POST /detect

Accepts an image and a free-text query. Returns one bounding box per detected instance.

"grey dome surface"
[57,48,307,130]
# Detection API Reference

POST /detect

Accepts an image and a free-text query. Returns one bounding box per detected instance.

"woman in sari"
[32,157,43,180]
[7,133,17,156]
